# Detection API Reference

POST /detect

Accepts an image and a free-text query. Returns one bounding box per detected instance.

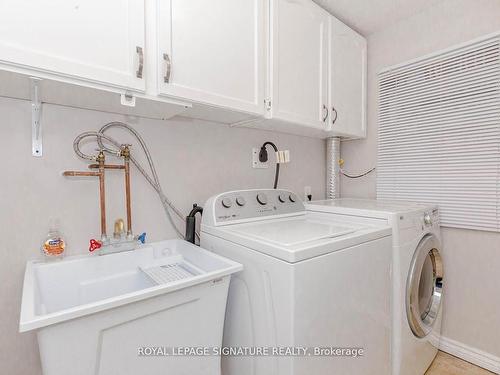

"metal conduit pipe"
[326,137,341,199]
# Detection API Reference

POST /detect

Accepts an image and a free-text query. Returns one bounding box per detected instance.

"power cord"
[259,141,280,189]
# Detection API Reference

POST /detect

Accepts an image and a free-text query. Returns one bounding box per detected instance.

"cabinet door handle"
[331,106,338,124]
[136,46,144,79]
[163,53,171,83]
[322,104,329,122]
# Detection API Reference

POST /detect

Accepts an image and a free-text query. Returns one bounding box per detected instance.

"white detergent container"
[19,239,242,375]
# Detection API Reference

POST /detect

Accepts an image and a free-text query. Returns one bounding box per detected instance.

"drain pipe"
[326,137,341,199]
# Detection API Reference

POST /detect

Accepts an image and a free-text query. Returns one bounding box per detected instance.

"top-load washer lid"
[205,212,392,263]
[203,213,391,263]
[307,198,433,219]
[201,189,392,263]
[227,216,356,247]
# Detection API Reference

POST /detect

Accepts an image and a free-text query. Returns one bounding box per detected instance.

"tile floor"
[426,351,495,375]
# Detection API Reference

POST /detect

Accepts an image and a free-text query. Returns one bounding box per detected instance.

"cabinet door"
[269,0,329,129]
[0,0,145,91]
[157,0,266,115]
[328,17,367,138]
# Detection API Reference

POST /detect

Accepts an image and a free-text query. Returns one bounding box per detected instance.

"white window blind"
[377,35,500,231]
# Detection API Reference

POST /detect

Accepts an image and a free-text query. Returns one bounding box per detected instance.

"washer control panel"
[210,189,304,225]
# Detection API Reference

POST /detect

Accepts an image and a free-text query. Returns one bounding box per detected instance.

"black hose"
[341,167,376,179]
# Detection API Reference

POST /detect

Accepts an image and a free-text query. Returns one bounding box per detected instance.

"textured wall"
[0,97,326,375]
[340,0,500,359]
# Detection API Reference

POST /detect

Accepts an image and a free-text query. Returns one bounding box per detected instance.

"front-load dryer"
[306,199,444,375]
[201,190,393,375]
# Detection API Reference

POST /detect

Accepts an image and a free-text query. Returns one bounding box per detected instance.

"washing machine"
[306,198,444,375]
[201,189,393,375]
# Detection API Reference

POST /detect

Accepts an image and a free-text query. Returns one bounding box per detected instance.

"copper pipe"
[89,146,132,236]
[97,152,107,240]
[63,171,100,177]
[62,150,107,241]
[122,146,132,236]
[88,164,125,170]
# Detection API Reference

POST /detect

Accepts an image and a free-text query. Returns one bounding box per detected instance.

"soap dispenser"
[41,218,66,259]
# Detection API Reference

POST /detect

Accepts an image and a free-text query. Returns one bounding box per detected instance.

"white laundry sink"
[19,239,242,375]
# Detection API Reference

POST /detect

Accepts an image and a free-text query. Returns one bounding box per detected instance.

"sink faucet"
[63,145,145,255]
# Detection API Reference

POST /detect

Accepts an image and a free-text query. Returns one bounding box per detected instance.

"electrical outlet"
[304,186,312,201]
[252,148,269,169]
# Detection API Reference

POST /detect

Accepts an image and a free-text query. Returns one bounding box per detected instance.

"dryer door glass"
[406,234,444,338]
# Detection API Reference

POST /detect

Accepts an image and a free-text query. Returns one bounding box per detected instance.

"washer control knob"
[424,213,432,226]
[236,196,246,207]
[278,194,287,203]
[289,194,297,203]
[221,198,233,208]
[256,193,268,205]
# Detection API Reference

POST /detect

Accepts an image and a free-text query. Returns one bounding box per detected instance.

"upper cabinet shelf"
[0,0,366,138]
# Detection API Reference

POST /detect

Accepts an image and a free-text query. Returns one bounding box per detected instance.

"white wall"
[0,97,326,375]
[340,0,500,361]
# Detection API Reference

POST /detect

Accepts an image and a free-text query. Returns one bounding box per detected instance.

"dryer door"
[406,233,444,338]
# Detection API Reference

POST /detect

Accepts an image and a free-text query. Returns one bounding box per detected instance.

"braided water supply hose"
[73,122,186,238]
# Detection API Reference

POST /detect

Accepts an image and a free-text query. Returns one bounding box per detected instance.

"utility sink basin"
[20,240,242,375]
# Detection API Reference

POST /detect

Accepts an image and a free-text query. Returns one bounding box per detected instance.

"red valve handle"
[89,239,102,252]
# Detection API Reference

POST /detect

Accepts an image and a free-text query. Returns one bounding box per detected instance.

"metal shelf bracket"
[30,77,42,157]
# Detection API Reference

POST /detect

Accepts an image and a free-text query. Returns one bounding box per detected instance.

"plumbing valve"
[89,239,102,252]
[137,232,146,244]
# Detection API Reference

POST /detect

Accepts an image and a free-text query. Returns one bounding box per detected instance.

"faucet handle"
[137,232,146,244]
[89,239,102,252]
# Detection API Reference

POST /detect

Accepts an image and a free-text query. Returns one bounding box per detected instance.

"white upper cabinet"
[0,0,146,92]
[327,17,367,138]
[0,0,366,137]
[156,0,266,115]
[268,0,329,130]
